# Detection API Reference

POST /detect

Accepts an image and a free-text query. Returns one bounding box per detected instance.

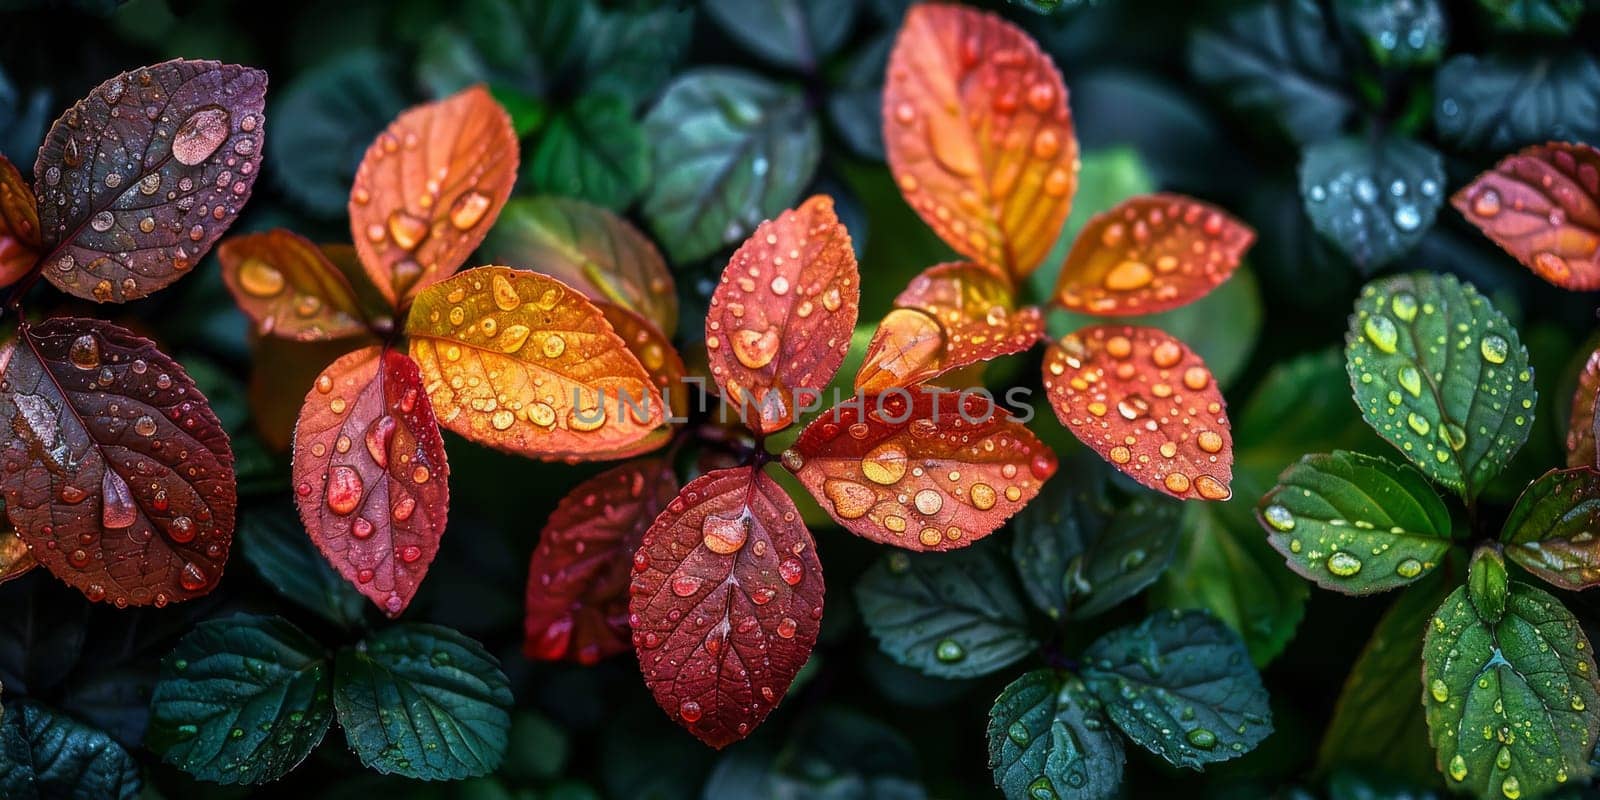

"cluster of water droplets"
[1302,139,1442,267]
[1057,197,1245,315]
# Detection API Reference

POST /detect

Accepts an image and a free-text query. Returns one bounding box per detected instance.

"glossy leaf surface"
[237,504,367,629]
[1299,135,1444,271]
[629,467,822,748]
[1568,345,1600,467]
[592,303,686,459]
[0,154,38,287]
[0,318,235,605]
[34,59,267,303]
[0,699,141,800]
[1454,142,1600,291]
[526,94,649,212]
[1501,467,1600,591]
[988,670,1123,800]
[1435,52,1600,153]
[218,229,368,340]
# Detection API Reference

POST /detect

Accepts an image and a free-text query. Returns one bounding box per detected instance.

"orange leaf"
[0,154,39,288]
[1043,326,1233,501]
[406,266,663,459]
[855,261,1043,391]
[575,303,688,462]
[249,335,377,452]
[1454,141,1600,291]
[0,527,36,585]
[883,3,1077,278]
[629,466,822,748]
[1570,345,1600,468]
[706,195,858,435]
[524,457,678,664]
[783,390,1056,551]
[293,346,449,617]
[349,86,518,308]
[219,229,369,340]
[1052,193,1255,315]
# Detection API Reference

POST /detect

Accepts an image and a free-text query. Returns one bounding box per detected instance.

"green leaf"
[582,2,695,111]
[1468,546,1510,624]
[1257,450,1452,595]
[334,624,513,780]
[146,615,333,785]
[269,52,406,218]
[826,33,891,161]
[641,69,821,264]
[987,670,1123,800]
[1435,52,1600,153]
[1422,576,1600,798]
[1082,610,1272,769]
[1345,272,1537,500]
[855,546,1038,680]
[1188,0,1354,145]
[703,0,856,73]
[1299,135,1444,271]
[527,94,649,211]
[1502,467,1600,591]
[1336,0,1446,67]
[0,700,140,800]
[238,505,368,630]
[1476,0,1584,34]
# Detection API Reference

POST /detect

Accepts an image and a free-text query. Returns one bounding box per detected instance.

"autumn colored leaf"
[33,59,267,303]
[855,261,1043,392]
[1052,194,1255,316]
[482,196,678,337]
[706,195,858,435]
[349,86,518,308]
[629,466,823,748]
[1043,326,1233,501]
[577,303,687,461]
[293,346,449,617]
[525,458,678,664]
[1454,141,1600,290]
[0,527,34,584]
[0,317,236,605]
[406,266,663,459]
[219,229,369,341]
[249,336,376,452]
[1568,344,1599,468]
[783,390,1056,551]
[0,154,40,288]
[883,3,1077,278]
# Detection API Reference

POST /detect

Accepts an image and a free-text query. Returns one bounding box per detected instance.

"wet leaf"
[855,261,1044,392]
[706,195,858,435]
[334,623,512,780]
[1043,325,1233,501]
[704,0,856,73]
[1299,135,1445,271]
[1336,0,1446,68]
[526,94,649,212]
[1477,0,1583,34]
[988,670,1123,800]
[406,266,662,459]
[1453,142,1600,291]
[348,85,518,308]
[1257,451,1452,596]
[0,154,39,288]
[1568,345,1599,468]
[641,69,820,264]
[1422,572,1599,798]
[1345,272,1536,500]
[1053,193,1254,316]
[0,699,140,800]
[237,503,368,630]
[0,317,236,605]
[248,336,375,453]
[1435,52,1600,153]
[269,52,406,218]
[1501,467,1600,591]
[786,389,1055,551]
[481,195,677,337]
[1082,609,1272,769]
[856,545,1035,679]
[592,303,686,458]
[293,346,449,618]
[883,3,1077,279]
[524,458,677,665]
[146,614,333,785]
[218,229,369,341]
[0,527,32,585]
[628,466,823,748]
[33,59,267,303]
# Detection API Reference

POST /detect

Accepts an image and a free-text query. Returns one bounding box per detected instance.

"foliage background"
[0,0,1596,796]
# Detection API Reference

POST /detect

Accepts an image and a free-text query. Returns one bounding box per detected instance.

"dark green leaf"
[1467,546,1509,625]
[0,700,140,800]
[1258,451,1452,595]
[704,0,856,73]
[1502,467,1600,591]
[641,69,820,264]
[855,546,1037,680]
[1476,0,1584,34]
[527,94,649,211]
[582,2,695,110]
[146,615,333,785]
[1336,0,1446,67]
[269,52,405,218]
[1299,135,1444,271]
[701,708,926,799]
[1345,272,1536,500]
[826,33,890,161]
[1082,610,1273,769]
[1435,52,1600,153]
[1423,576,1600,798]
[238,504,368,629]
[987,670,1123,800]
[334,624,512,780]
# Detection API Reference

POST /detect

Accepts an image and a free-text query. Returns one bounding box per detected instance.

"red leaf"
[1052,193,1254,315]
[218,229,370,340]
[33,59,267,303]
[1043,326,1233,500]
[0,317,236,605]
[783,390,1055,550]
[629,466,823,748]
[1453,141,1600,291]
[293,346,449,617]
[706,195,858,435]
[1570,345,1600,468]
[0,154,40,288]
[524,458,678,664]
[855,261,1043,391]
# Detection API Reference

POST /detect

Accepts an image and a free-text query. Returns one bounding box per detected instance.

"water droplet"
[238,259,285,296]
[179,561,209,591]
[913,489,943,515]
[1480,334,1509,365]
[971,483,996,510]
[68,334,100,369]
[779,557,804,586]
[172,106,230,165]
[1103,260,1153,291]
[935,638,965,662]
[1186,728,1217,749]
[326,466,364,515]
[170,515,196,543]
[1448,753,1468,781]
[1363,315,1399,353]
[1398,366,1422,397]
[702,512,749,554]
[862,443,908,485]
[1430,678,1450,702]
[1263,504,1295,531]
[731,327,780,369]
[101,470,137,528]
[671,574,702,597]
[1008,721,1030,746]
[1472,190,1501,217]
[450,191,491,230]
[542,334,566,359]
[386,210,428,251]
[1502,775,1520,799]
[1327,551,1363,577]
[1397,558,1423,578]
[678,700,702,722]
